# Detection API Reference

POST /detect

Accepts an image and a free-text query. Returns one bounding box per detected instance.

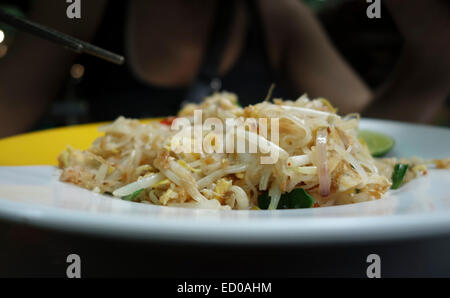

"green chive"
[276,194,290,209]
[283,188,314,209]
[257,188,314,210]
[257,192,271,210]
[122,189,144,201]
[391,163,409,189]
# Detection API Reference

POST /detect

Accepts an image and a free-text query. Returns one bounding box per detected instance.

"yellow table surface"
[0,119,157,166]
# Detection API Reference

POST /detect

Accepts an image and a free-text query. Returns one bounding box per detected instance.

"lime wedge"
[358,130,395,157]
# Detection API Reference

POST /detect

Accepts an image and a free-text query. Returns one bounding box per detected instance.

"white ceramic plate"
[0,119,449,245]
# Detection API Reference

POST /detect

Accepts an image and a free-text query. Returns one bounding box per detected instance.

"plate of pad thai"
[0,92,449,244]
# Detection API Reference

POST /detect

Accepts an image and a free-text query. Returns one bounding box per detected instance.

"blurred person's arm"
[0,0,106,138]
[364,0,450,123]
[265,0,372,115]
[270,0,449,122]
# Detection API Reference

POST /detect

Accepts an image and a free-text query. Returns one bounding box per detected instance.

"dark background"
[0,0,449,278]
[0,0,448,131]
[1,218,450,278]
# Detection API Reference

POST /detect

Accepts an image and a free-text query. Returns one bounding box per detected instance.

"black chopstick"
[0,9,124,65]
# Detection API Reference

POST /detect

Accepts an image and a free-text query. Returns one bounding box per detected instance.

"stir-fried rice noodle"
[58,92,450,210]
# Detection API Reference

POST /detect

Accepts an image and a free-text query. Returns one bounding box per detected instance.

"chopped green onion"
[122,189,144,201]
[288,188,314,208]
[278,188,314,209]
[257,192,271,209]
[391,164,409,189]
[258,188,314,210]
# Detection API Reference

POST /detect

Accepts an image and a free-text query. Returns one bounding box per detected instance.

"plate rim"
[1,186,450,245]
[0,119,450,244]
